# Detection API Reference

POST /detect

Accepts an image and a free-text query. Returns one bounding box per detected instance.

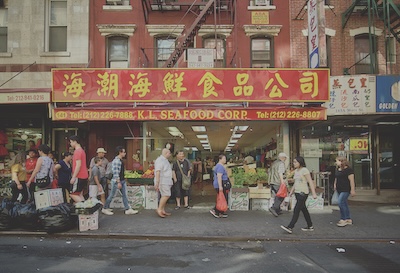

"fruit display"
[124,170,142,179]
[142,169,154,178]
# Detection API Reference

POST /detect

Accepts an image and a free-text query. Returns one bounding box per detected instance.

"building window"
[107,36,129,68]
[354,34,377,74]
[251,37,273,68]
[105,0,130,5]
[386,36,396,64]
[47,0,67,52]
[0,0,7,53]
[156,36,176,68]
[203,36,225,68]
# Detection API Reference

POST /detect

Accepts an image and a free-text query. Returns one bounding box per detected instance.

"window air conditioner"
[255,0,269,6]
[106,0,123,5]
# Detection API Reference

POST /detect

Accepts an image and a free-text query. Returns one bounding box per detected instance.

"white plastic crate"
[78,211,99,232]
[145,186,158,209]
[34,189,65,210]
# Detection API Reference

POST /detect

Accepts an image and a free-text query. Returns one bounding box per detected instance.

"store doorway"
[378,126,400,189]
[52,128,78,159]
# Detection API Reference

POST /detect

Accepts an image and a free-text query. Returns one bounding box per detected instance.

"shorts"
[173,180,190,198]
[70,178,88,195]
[159,184,171,197]
[88,184,105,198]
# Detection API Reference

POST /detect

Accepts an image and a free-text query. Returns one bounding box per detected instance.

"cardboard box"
[290,192,324,210]
[250,198,270,211]
[34,189,64,210]
[248,187,271,199]
[229,188,249,211]
[78,211,99,232]
[109,185,145,210]
[145,185,158,209]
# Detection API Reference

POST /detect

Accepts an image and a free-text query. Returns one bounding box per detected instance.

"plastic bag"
[331,190,339,205]
[276,183,288,198]
[216,191,228,212]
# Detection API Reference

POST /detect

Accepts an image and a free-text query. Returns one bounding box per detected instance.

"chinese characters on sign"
[323,75,376,115]
[52,68,329,102]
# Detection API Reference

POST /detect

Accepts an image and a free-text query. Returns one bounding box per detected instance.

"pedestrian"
[269,152,288,217]
[281,156,317,234]
[192,157,203,190]
[88,156,106,204]
[102,146,138,215]
[27,144,54,192]
[154,148,173,218]
[334,156,356,227]
[210,154,229,218]
[10,151,29,203]
[69,135,88,204]
[25,149,37,201]
[172,150,192,209]
[54,151,73,203]
[89,148,109,198]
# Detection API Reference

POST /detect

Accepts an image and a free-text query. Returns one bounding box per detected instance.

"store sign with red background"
[52,68,330,103]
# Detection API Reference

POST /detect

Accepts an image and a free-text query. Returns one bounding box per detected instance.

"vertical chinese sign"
[324,75,376,115]
[308,0,326,68]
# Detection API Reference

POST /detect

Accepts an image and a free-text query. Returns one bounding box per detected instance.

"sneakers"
[337,219,352,227]
[209,209,219,218]
[125,208,139,215]
[221,213,228,218]
[269,208,279,217]
[301,226,314,231]
[280,225,293,234]
[101,208,114,215]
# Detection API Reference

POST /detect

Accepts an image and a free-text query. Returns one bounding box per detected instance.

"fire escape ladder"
[385,0,400,43]
[163,0,216,68]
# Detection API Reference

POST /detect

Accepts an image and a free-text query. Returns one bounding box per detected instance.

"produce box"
[109,185,145,210]
[126,178,154,185]
[229,188,249,211]
[248,187,271,199]
[79,211,99,232]
[34,189,64,210]
[144,185,158,209]
[250,198,270,211]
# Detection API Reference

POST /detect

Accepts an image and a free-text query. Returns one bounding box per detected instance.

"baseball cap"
[96,148,107,153]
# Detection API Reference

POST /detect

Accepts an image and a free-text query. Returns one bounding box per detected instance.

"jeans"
[104,179,130,210]
[214,188,228,215]
[288,193,313,229]
[338,191,351,220]
[271,184,284,212]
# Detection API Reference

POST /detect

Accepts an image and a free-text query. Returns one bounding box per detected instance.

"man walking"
[172,150,192,209]
[69,135,88,203]
[102,146,138,215]
[154,148,173,218]
[269,152,288,217]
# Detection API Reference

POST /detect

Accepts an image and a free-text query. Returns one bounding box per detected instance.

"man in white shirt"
[154,148,173,218]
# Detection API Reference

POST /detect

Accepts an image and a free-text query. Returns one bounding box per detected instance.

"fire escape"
[141,0,236,68]
[342,0,400,73]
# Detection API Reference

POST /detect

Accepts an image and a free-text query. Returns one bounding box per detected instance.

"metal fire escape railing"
[162,0,216,68]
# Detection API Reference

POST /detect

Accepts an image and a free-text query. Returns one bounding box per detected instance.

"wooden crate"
[248,187,271,199]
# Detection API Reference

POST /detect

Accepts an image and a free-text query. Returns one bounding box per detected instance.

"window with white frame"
[48,0,67,52]
[386,36,396,64]
[251,37,273,68]
[354,34,377,74]
[105,0,131,6]
[203,36,225,68]
[107,36,129,68]
[0,0,8,53]
[156,36,176,68]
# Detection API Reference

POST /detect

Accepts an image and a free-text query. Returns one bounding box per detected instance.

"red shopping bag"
[276,183,287,198]
[51,179,58,189]
[216,191,228,212]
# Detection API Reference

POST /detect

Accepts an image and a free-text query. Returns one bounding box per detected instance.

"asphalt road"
[0,236,399,273]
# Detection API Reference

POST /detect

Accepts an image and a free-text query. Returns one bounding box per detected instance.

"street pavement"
[2,199,400,242]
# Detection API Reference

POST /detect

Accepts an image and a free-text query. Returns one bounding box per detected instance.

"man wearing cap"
[89,148,109,198]
[269,152,288,217]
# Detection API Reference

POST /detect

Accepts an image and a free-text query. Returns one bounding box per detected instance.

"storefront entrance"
[378,126,400,189]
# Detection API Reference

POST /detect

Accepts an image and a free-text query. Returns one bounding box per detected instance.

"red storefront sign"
[53,107,327,121]
[52,68,329,102]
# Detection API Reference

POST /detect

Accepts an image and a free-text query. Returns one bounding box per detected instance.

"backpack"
[105,162,113,180]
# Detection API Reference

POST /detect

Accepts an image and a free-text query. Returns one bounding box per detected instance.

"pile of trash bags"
[0,198,77,233]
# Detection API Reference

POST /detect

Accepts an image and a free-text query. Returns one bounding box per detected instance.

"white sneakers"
[102,208,138,215]
[125,208,139,215]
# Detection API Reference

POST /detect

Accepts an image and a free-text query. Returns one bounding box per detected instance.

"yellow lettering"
[138,110,144,119]
[160,110,167,119]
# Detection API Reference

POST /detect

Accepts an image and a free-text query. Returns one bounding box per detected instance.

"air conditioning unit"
[106,0,123,5]
[255,0,270,6]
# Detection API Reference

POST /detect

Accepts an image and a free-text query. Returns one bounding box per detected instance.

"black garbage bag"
[10,202,40,230]
[38,203,76,233]
[0,198,15,230]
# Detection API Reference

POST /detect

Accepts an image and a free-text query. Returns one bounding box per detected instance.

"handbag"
[36,164,52,189]
[177,160,191,190]
[331,190,339,205]
[276,182,288,198]
[216,191,228,212]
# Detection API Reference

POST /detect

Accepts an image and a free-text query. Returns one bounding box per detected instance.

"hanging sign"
[52,68,330,103]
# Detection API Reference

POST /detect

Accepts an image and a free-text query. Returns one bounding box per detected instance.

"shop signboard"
[187,49,214,68]
[0,90,51,104]
[52,68,330,103]
[376,75,400,113]
[350,138,368,151]
[53,107,327,121]
[323,75,376,115]
[251,11,269,25]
